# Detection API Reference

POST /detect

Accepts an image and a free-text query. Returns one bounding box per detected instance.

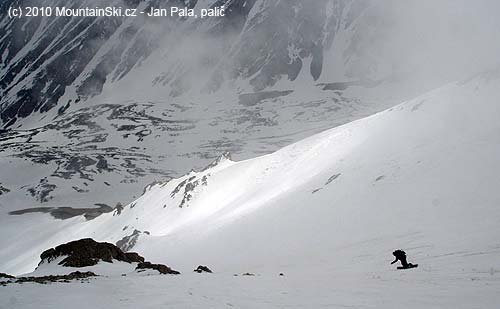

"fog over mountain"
[3,0,499,127]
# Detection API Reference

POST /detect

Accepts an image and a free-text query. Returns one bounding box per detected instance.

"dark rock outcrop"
[39,238,145,268]
[124,252,145,263]
[194,265,213,273]
[0,272,15,279]
[2,271,97,286]
[136,262,180,275]
[0,184,10,195]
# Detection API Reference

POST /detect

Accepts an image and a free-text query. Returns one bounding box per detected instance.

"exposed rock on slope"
[194,265,213,273]
[39,238,145,268]
[1,271,97,286]
[136,262,180,275]
[37,238,180,276]
[0,272,15,279]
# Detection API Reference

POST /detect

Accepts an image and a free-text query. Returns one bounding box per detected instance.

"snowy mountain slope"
[3,0,499,216]
[89,71,500,275]
[0,0,382,212]
[0,84,392,214]
[2,70,500,287]
[1,1,500,306]
[2,268,500,309]
[1,71,500,308]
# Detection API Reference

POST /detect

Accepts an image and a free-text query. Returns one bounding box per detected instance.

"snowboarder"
[391,250,418,269]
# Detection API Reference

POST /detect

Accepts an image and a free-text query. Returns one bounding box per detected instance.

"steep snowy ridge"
[0,0,381,213]
[97,72,500,274]
[2,72,500,283]
[5,0,493,214]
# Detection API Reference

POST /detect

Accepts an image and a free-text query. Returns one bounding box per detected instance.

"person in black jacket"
[391,250,417,269]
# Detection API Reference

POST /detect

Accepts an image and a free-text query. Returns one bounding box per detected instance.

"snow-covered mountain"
[1,2,500,306]
[0,0,367,127]
[0,0,382,211]
[2,71,500,307]
[4,0,498,213]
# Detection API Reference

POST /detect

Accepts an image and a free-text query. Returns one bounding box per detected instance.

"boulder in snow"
[136,262,180,275]
[193,265,213,273]
[39,238,145,268]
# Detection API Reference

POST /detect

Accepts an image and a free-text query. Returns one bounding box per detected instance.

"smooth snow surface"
[2,271,499,309]
[1,72,500,307]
